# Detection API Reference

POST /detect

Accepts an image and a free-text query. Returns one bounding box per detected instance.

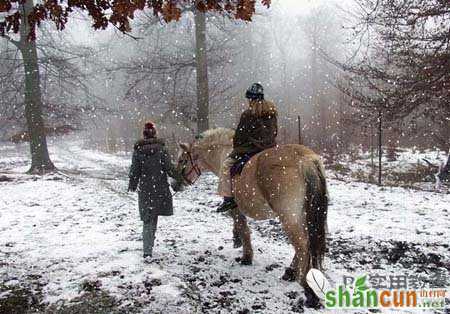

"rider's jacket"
[232,99,278,158]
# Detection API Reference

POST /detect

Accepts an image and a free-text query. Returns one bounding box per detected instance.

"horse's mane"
[196,128,234,149]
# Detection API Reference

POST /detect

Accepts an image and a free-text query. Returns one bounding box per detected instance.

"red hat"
[144,121,155,130]
[143,121,156,139]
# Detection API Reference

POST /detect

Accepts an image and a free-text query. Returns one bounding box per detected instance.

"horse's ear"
[179,142,190,151]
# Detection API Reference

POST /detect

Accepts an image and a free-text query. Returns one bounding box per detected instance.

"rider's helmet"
[245,83,264,101]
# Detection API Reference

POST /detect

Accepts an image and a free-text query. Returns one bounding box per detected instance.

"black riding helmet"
[245,83,264,101]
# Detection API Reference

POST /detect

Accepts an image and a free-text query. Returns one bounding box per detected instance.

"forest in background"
[0,0,449,174]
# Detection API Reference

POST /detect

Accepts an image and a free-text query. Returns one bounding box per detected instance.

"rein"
[182,151,202,185]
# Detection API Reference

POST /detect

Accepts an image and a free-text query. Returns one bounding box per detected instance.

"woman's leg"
[218,156,235,197]
[143,214,158,257]
[217,157,237,212]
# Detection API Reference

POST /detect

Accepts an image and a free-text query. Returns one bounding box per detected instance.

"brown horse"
[177,128,328,307]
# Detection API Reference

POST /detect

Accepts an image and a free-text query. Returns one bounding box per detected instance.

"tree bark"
[370,123,374,171]
[194,8,209,134]
[310,28,327,150]
[378,109,383,186]
[298,115,303,145]
[20,0,55,173]
[438,155,450,183]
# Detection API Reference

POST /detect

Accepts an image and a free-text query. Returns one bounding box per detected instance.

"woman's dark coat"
[128,138,178,220]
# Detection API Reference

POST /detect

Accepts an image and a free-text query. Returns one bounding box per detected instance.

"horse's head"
[177,142,203,185]
[176,129,234,185]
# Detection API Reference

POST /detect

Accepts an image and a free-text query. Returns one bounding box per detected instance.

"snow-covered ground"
[1,140,449,313]
[328,147,449,191]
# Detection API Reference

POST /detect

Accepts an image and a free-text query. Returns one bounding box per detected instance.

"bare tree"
[0,19,103,143]
[337,0,450,151]
[194,7,209,133]
[112,13,242,134]
[298,5,344,151]
[2,0,55,173]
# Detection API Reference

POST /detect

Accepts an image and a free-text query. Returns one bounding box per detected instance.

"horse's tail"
[303,159,328,270]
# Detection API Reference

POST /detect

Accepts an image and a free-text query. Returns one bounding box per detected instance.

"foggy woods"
[1,0,448,167]
[0,0,449,313]
[339,0,450,153]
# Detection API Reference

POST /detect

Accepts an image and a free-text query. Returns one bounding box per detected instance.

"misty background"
[0,0,447,159]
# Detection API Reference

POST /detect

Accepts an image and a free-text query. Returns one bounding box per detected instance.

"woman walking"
[128,122,181,260]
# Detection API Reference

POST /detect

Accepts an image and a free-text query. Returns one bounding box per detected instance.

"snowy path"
[0,141,449,313]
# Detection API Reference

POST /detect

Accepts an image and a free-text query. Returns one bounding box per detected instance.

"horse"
[176,128,328,308]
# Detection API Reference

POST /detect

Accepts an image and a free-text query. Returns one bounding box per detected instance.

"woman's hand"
[170,178,184,192]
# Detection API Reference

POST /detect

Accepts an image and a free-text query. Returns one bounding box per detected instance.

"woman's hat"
[143,121,156,138]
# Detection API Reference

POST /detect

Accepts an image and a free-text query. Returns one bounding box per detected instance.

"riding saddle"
[230,152,259,178]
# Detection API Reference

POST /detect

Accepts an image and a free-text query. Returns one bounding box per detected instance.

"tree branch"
[0,34,21,49]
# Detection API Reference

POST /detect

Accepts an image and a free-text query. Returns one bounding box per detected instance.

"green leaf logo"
[354,275,368,292]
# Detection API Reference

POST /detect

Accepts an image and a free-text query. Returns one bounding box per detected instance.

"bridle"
[181,151,202,185]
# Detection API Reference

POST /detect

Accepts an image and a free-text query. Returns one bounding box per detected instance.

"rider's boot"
[216,197,237,213]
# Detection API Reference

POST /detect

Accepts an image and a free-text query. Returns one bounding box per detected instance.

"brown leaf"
[0,1,12,13]
[161,1,181,22]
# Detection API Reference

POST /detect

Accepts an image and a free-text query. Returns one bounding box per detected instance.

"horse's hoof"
[303,286,322,309]
[281,267,296,282]
[235,257,252,265]
[233,236,243,248]
[241,259,252,266]
[304,297,323,309]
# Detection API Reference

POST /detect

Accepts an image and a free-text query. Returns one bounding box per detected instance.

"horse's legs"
[278,212,319,307]
[232,224,242,248]
[230,207,240,244]
[238,213,253,265]
[230,207,243,248]
[278,213,309,281]
[282,254,298,282]
[230,207,253,265]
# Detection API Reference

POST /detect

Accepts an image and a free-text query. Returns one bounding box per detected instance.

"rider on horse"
[217,83,278,212]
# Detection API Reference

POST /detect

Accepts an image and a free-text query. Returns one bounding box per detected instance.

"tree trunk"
[310,30,326,150]
[378,109,383,186]
[438,155,450,183]
[298,115,303,145]
[194,8,209,134]
[370,123,375,171]
[20,0,55,173]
